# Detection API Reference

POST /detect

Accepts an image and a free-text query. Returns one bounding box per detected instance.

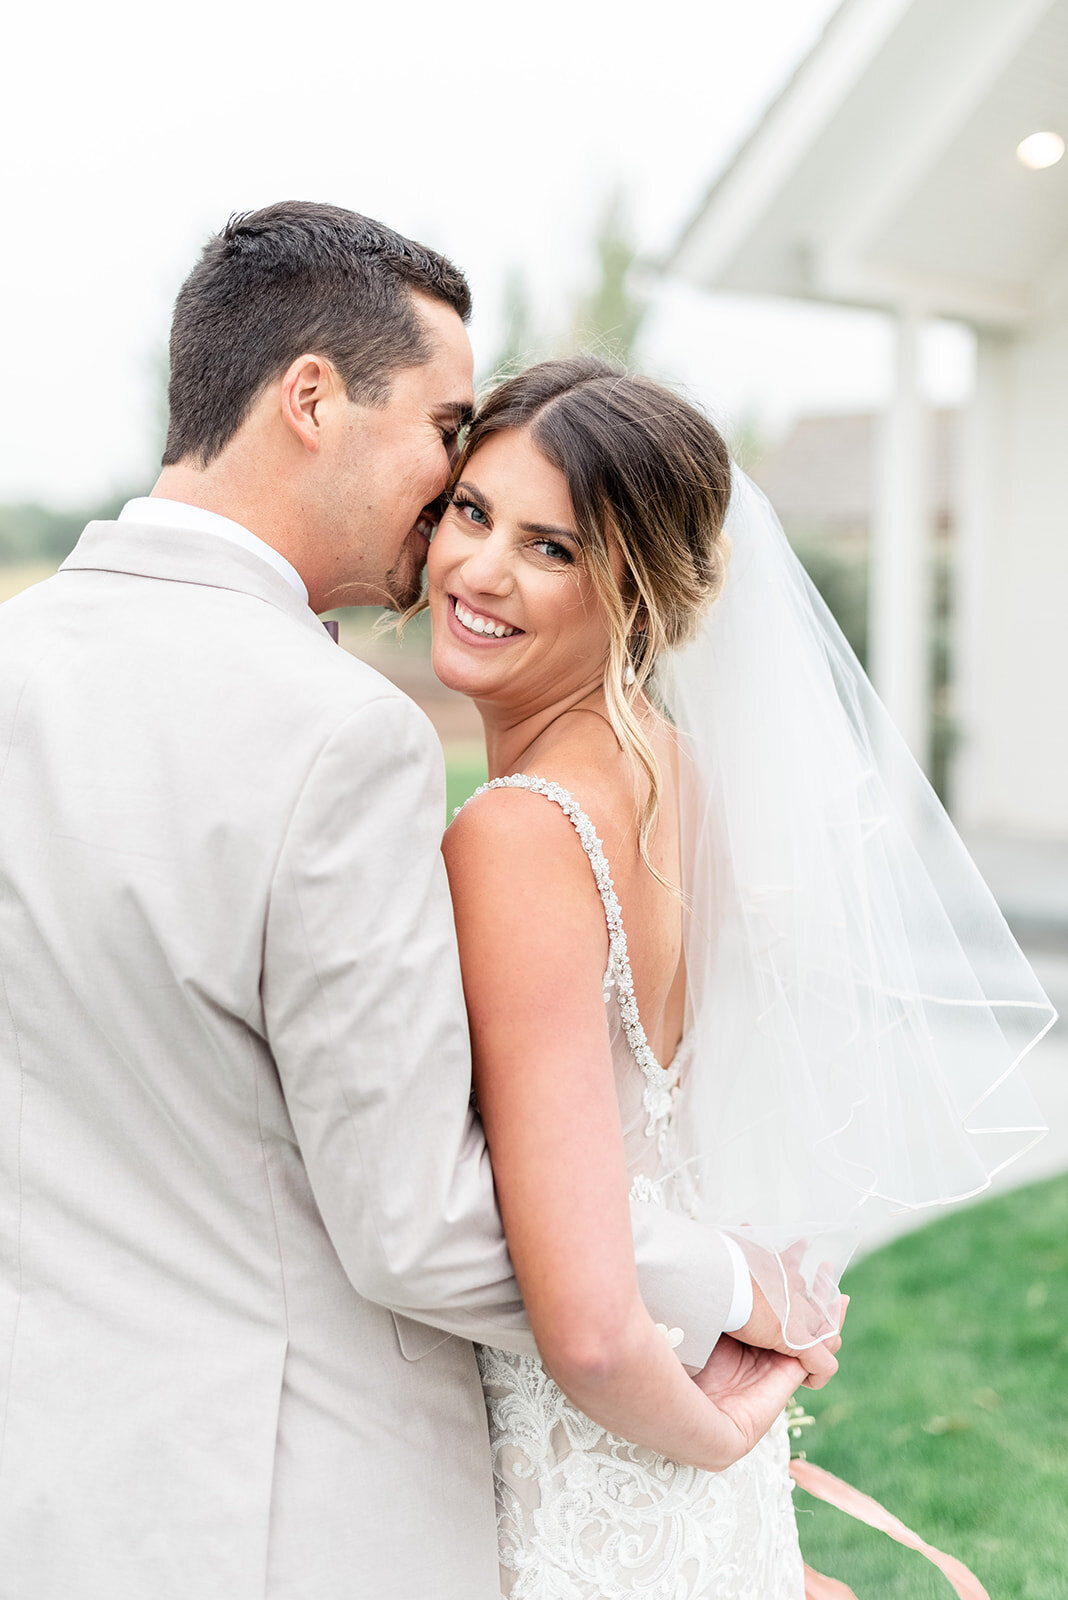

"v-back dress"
[467,777,805,1600]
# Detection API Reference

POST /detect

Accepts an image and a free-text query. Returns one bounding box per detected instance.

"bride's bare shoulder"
[446,708,676,879]
[441,769,615,970]
[443,768,601,881]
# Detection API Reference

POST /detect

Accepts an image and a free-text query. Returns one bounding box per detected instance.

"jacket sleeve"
[262,694,737,1365]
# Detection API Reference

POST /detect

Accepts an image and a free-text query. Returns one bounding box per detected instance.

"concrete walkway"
[966,831,1068,1196]
[856,831,1068,1256]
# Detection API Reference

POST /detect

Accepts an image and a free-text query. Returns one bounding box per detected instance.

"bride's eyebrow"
[452,480,490,511]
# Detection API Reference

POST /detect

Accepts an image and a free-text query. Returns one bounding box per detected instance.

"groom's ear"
[278,353,337,455]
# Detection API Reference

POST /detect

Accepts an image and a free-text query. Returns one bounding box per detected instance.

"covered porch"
[666,0,1068,839]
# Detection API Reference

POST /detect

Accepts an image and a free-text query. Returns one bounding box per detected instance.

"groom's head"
[160,201,474,611]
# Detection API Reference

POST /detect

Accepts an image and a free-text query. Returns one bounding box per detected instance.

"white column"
[870,305,930,768]
[951,332,1009,828]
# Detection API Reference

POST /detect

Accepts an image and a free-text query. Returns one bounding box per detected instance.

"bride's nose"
[461,535,514,597]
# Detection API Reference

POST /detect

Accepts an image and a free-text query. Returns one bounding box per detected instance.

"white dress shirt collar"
[118,497,309,605]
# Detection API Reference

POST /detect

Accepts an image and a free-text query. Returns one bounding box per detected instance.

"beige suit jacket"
[0,521,737,1599]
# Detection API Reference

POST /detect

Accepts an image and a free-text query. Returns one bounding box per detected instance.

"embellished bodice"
[461,775,803,1600]
[462,775,696,1214]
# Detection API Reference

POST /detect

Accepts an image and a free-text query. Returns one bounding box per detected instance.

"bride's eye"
[532,538,574,564]
[450,494,489,527]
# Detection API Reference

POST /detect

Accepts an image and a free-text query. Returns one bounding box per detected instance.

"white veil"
[660,468,1054,1348]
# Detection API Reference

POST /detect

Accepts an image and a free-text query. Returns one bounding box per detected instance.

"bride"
[421,357,1051,1599]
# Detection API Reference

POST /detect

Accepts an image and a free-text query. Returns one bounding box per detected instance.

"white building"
[668,0,1068,841]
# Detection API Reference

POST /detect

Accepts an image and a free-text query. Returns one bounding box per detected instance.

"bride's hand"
[690,1337,808,1465]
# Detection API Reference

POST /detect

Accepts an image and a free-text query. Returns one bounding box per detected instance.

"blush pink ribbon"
[789,1458,991,1600]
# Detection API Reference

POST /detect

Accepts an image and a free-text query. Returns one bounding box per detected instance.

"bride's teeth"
[454,599,516,638]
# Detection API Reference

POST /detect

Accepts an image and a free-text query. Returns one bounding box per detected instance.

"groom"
[0,202,832,1600]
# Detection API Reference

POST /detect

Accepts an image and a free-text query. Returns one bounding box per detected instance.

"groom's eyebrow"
[434,401,474,430]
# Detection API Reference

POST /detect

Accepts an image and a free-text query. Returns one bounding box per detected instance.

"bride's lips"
[446,593,524,645]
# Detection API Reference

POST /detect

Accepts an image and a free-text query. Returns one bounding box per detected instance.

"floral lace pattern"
[478,1351,802,1600]
[466,776,805,1599]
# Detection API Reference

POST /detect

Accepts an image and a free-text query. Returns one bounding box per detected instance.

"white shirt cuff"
[719,1232,754,1332]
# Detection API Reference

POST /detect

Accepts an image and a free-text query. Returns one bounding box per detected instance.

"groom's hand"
[690,1337,808,1465]
[733,1279,847,1390]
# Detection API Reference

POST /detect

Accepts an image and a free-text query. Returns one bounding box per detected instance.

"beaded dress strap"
[461,775,678,1132]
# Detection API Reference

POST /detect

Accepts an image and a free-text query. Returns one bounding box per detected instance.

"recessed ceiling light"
[1016,132,1065,170]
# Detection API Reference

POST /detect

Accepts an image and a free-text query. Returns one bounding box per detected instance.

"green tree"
[490,268,540,380]
[0,495,127,565]
[0,339,167,568]
[484,189,648,380]
[566,189,648,364]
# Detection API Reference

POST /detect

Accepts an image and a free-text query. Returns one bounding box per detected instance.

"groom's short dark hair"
[162,201,472,467]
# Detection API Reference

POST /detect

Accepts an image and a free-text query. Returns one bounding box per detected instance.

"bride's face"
[427,426,614,708]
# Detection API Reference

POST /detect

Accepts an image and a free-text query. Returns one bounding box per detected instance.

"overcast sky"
[3,0,971,507]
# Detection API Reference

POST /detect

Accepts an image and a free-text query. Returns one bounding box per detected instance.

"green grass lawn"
[444,744,488,820]
[795,1173,1068,1598]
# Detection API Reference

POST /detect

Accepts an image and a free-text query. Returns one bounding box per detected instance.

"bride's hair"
[457,356,732,873]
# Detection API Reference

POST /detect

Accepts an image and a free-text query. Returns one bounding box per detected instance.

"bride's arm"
[444,788,806,1471]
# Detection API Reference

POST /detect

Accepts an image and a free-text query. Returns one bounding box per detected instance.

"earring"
[623,661,636,687]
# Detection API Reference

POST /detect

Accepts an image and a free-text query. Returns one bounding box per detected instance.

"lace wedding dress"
[468,777,805,1600]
